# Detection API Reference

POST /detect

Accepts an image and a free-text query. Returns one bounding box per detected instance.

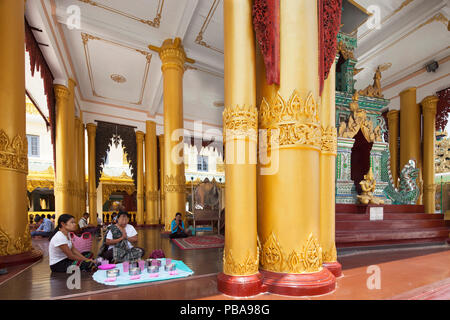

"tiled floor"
[0,228,449,300]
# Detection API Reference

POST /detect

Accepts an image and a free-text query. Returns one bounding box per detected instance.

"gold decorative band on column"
[261,232,323,274]
[0,130,28,174]
[160,191,165,200]
[0,225,32,256]
[137,194,144,201]
[149,38,194,73]
[223,104,258,139]
[421,97,439,115]
[259,91,322,150]
[164,174,186,193]
[223,248,259,276]
[147,190,160,201]
[322,243,337,263]
[54,84,70,101]
[54,180,79,196]
[424,184,436,192]
[321,126,337,155]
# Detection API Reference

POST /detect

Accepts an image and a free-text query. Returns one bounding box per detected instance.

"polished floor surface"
[0,227,449,300]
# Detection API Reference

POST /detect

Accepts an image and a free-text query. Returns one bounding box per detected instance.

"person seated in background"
[49,214,96,273]
[96,214,102,226]
[170,212,191,239]
[78,212,97,234]
[51,214,56,225]
[98,211,144,263]
[110,212,118,224]
[31,215,54,238]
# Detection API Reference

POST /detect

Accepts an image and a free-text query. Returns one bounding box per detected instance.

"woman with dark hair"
[48,214,96,272]
[170,212,191,239]
[98,211,144,263]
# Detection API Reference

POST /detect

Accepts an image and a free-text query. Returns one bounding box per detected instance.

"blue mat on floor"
[92,259,194,286]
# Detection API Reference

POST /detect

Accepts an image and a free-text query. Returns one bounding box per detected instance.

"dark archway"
[351,129,373,194]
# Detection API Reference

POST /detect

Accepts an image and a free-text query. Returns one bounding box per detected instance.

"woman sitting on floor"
[170,212,192,239]
[48,214,96,273]
[98,211,145,263]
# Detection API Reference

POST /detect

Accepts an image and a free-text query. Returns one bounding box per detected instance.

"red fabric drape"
[253,0,280,85]
[319,0,343,96]
[24,19,57,171]
[436,87,450,132]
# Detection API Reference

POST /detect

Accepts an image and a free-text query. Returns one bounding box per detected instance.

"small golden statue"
[357,167,385,205]
[358,63,392,99]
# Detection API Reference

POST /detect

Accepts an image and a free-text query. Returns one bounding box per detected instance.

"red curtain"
[25,19,56,170]
[253,0,343,93]
[253,0,280,85]
[319,0,343,95]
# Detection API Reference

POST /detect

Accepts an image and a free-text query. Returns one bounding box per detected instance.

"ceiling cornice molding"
[356,0,449,65]
[382,48,450,88]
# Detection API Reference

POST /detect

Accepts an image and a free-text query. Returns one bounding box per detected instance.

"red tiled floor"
[201,250,450,300]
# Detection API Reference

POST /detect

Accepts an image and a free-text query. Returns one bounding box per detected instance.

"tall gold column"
[78,116,86,215]
[319,60,341,277]
[74,116,81,219]
[217,0,262,297]
[145,121,159,225]
[136,131,145,225]
[86,123,97,225]
[257,0,335,296]
[54,85,72,220]
[158,135,165,225]
[67,79,77,217]
[400,87,422,203]
[0,0,32,257]
[149,39,192,231]
[387,110,400,187]
[421,96,439,213]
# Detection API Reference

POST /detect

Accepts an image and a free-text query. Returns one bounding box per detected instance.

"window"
[26,135,40,157]
[197,155,208,172]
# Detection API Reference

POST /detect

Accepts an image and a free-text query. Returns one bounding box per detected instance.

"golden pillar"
[67,79,77,217]
[0,0,32,257]
[54,85,72,220]
[400,87,422,203]
[387,110,400,187]
[136,131,145,225]
[421,96,439,213]
[158,135,165,225]
[149,39,192,231]
[217,0,262,297]
[86,123,97,225]
[78,116,86,215]
[74,117,81,219]
[257,0,335,296]
[319,60,340,277]
[145,121,159,225]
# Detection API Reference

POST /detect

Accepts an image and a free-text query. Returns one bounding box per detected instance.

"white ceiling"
[25,0,449,133]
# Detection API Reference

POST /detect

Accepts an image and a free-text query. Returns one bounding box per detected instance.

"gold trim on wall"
[81,32,152,106]
[195,0,223,54]
[78,0,164,28]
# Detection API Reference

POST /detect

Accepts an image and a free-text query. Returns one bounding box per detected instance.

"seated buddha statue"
[357,168,384,205]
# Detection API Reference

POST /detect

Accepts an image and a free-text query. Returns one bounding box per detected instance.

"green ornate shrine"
[334,32,392,204]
